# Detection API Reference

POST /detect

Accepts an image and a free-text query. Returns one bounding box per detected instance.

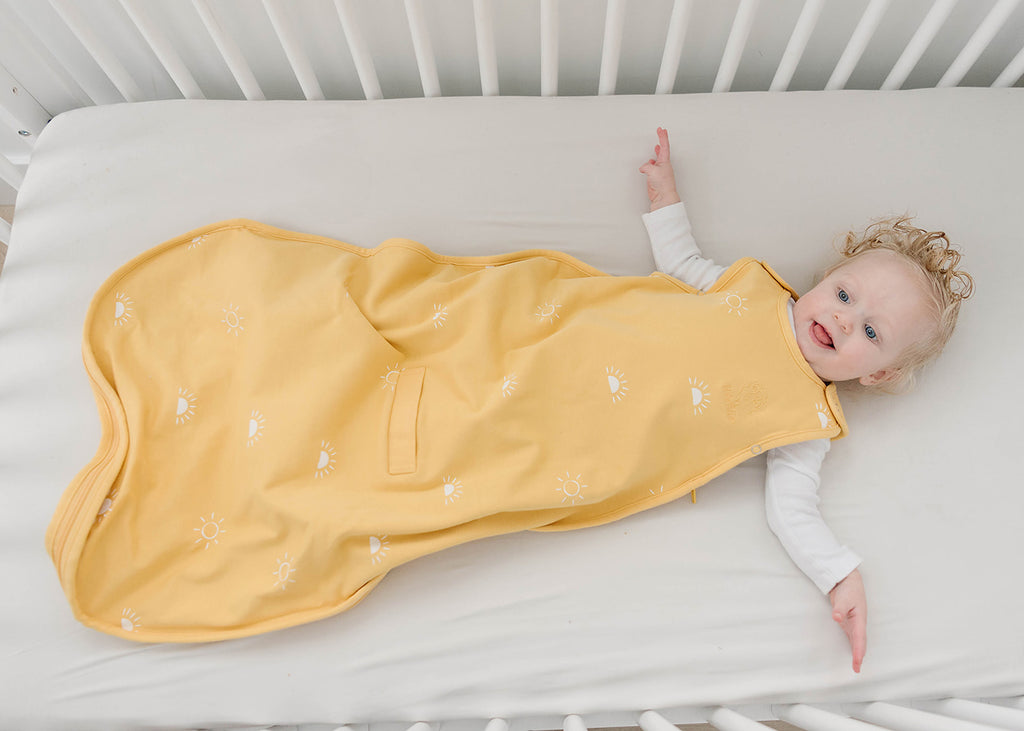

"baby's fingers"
[657,127,671,161]
[834,608,867,673]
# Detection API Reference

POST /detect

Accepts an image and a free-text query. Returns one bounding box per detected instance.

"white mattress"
[1,90,1021,730]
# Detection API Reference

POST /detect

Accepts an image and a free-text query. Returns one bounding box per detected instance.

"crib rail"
[322,700,1024,731]
[2,0,1024,240]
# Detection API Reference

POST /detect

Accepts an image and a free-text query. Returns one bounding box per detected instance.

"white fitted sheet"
[0,90,1021,730]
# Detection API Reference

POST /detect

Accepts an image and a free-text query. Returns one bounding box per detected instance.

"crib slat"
[404,0,441,97]
[769,0,824,91]
[712,0,760,93]
[0,63,50,141]
[118,0,204,99]
[541,0,559,96]
[881,0,957,90]
[598,0,627,95]
[333,0,382,100]
[993,42,1024,87]
[655,0,691,94]
[0,151,25,192]
[48,0,145,102]
[825,0,891,90]
[0,214,10,246]
[472,0,499,96]
[563,714,588,731]
[2,1,94,108]
[845,700,1004,731]
[914,698,1024,730]
[262,0,325,100]
[707,707,776,730]
[191,0,265,100]
[775,703,891,730]
[938,0,1023,87]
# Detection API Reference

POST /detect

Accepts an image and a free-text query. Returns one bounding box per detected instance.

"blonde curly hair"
[820,214,975,395]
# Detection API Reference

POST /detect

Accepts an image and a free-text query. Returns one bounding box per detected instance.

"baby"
[639,127,974,673]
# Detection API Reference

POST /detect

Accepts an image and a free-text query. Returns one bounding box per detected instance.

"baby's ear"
[859,368,898,386]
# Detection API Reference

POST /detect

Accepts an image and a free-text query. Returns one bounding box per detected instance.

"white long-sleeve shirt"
[642,202,861,594]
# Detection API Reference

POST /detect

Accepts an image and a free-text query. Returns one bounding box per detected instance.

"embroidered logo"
[724,382,768,423]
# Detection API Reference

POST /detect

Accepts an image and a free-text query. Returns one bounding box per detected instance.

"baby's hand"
[829,568,867,673]
[638,127,681,212]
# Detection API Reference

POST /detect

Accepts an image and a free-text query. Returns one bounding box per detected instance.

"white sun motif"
[369,535,390,564]
[176,387,198,425]
[442,475,464,505]
[222,303,245,336]
[272,552,297,590]
[95,486,120,524]
[535,301,562,323]
[121,608,142,632]
[648,484,665,496]
[432,304,449,328]
[556,472,587,505]
[502,373,518,398]
[689,377,711,415]
[193,512,226,550]
[606,366,629,403]
[815,403,833,429]
[380,364,403,390]
[247,410,266,446]
[722,291,749,316]
[113,292,134,326]
[315,440,337,478]
[188,235,207,250]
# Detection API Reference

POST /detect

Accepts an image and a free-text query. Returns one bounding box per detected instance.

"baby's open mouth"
[812,321,834,349]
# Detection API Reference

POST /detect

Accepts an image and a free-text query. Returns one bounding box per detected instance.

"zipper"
[50,371,124,587]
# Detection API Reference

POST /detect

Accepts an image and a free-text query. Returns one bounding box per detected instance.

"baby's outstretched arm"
[639,127,682,212]
[829,568,867,672]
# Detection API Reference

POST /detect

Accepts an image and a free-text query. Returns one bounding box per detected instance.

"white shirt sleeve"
[641,200,861,594]
[766,440,862,594]
[641,201,727,290]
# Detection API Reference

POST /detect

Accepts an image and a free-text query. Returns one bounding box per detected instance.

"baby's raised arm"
[639,127,682,212]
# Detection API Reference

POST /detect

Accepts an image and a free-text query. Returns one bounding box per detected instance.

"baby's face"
[792,249,935,385]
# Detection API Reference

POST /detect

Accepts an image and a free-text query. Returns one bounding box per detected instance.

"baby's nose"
[834,312,851,333]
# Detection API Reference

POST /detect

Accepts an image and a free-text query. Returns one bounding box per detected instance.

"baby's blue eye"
[865,325,877,340]
[838,289,849,303]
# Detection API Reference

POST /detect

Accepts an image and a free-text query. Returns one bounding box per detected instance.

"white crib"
[1,2,1022,730]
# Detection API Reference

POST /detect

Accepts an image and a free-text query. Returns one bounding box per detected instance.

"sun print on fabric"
[432,304,449,328]
[315,440,337,478]
[502,373,518,397]
[369,535,390,564]
[121,608,142,632]
[816,403,834,429]
[194,512,226,550]
[176,387,198,425]
[556,472,587,505]
[222,304,245,335]
[272,553,297,590]
[442,475,464,504]
[689,377,711,415]
[721,291,749,316]
[606,366,629,402]
[247,410,266,446]
[380,364,403,390]
[535,301,561,323]
[113,292,134,326]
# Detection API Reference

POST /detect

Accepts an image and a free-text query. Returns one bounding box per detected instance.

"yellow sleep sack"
[46,219,847,642]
